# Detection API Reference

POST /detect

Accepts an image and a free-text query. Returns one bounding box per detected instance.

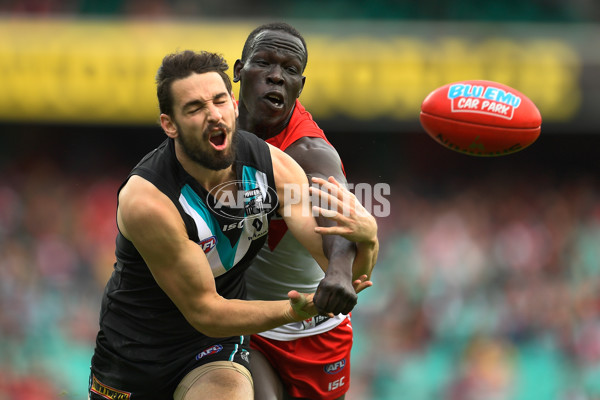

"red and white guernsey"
[244,100,346,340]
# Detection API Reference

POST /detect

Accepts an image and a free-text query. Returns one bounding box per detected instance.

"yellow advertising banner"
[0,18,583,125]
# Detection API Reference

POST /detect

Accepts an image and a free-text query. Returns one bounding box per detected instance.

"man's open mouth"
[210,132,226,148]
[265,92,284,107]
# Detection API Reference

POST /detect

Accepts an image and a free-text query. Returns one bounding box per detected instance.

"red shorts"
[250,317,353,400]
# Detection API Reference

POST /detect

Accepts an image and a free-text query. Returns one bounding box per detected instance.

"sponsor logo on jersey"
[246,216,268,240]
[222,219,245,232]
[198,236,216,253]
[243,188,266,216]
[301,315,331,329]
[324,358,346,374]
[195,344,223,360]
[240,349,250,363]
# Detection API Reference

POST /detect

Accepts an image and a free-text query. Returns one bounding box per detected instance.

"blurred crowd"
[1,1,599,399]
[0,153,121,399]
[0,134,599,399]
[0,0,598,22]
[350,170,600,399]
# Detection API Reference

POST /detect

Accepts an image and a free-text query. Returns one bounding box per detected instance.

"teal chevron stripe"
[180,184,238,270]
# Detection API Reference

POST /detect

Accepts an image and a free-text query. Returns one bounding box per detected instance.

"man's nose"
[206,103,222,121]
[266,65,284,85]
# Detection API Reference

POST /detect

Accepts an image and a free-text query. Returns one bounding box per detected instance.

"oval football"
[420,80,542,156]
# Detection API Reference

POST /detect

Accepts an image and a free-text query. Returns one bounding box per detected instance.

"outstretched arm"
[310,176,379,280]
[284,137,378,315]
[117,175,324,338]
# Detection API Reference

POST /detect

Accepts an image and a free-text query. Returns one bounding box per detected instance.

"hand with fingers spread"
[353,274,373,294]
[309,176,378,244]
[310,175,379,284]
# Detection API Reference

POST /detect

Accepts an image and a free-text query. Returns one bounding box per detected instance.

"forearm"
[185,296,312,338]
[186,298,288,338]
[321,234,355,279]
[318,213,355,274]
[352,238,379,280]
[317,206,378,281]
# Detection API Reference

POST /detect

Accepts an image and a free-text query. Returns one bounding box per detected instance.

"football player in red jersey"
[234,23,379,400]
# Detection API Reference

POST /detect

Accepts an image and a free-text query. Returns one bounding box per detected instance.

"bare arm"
[117,175,318,338]
[310,175,379,280]
[276,138,378,314]
[285,137,356,266]
[269,144,329,269]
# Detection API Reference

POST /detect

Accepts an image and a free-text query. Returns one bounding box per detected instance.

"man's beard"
[177,123,238,171]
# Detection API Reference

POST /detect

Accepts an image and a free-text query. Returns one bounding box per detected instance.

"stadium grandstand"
[0,1,599,398]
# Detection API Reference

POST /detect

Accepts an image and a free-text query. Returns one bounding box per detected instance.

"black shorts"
[89,335,251,400]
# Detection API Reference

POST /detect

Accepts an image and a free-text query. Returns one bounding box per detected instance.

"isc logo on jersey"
[198,236,216,254]
[195,344,223,360]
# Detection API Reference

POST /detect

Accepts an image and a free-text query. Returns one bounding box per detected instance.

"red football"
[419,80,542,156]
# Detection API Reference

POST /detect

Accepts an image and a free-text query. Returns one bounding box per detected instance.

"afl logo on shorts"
[198,236,216,254]
[324,358,346,374]
[195,344,223,360]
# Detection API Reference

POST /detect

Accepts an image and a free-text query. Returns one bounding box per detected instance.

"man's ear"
[160,114,177,138]
[233,59,243,83]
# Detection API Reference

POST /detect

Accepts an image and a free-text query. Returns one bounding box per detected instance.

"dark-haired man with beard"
[88,50,376,400]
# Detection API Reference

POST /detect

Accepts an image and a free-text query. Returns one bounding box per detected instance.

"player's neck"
[191,164,236,193]
[238,103,294,140]
[176,151,236,193]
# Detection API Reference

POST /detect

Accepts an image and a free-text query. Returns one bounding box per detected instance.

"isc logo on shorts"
[327,376,346,392]
[323,358,346,374]
[195,344,223,360]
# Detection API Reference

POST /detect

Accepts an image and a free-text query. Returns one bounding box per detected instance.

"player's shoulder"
[119,175,168,214]
[118,175,177,238]
[287,135,332,150]
[267,142,292,165]
[284,137,344,181]
[285,136,340,163]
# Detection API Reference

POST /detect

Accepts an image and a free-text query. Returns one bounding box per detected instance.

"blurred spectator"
[445,336,516,400]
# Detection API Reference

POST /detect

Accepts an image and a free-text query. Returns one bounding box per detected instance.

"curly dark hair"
[156,50,232,116]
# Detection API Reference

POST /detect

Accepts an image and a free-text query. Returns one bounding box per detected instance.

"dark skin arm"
[285,136,376,315]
